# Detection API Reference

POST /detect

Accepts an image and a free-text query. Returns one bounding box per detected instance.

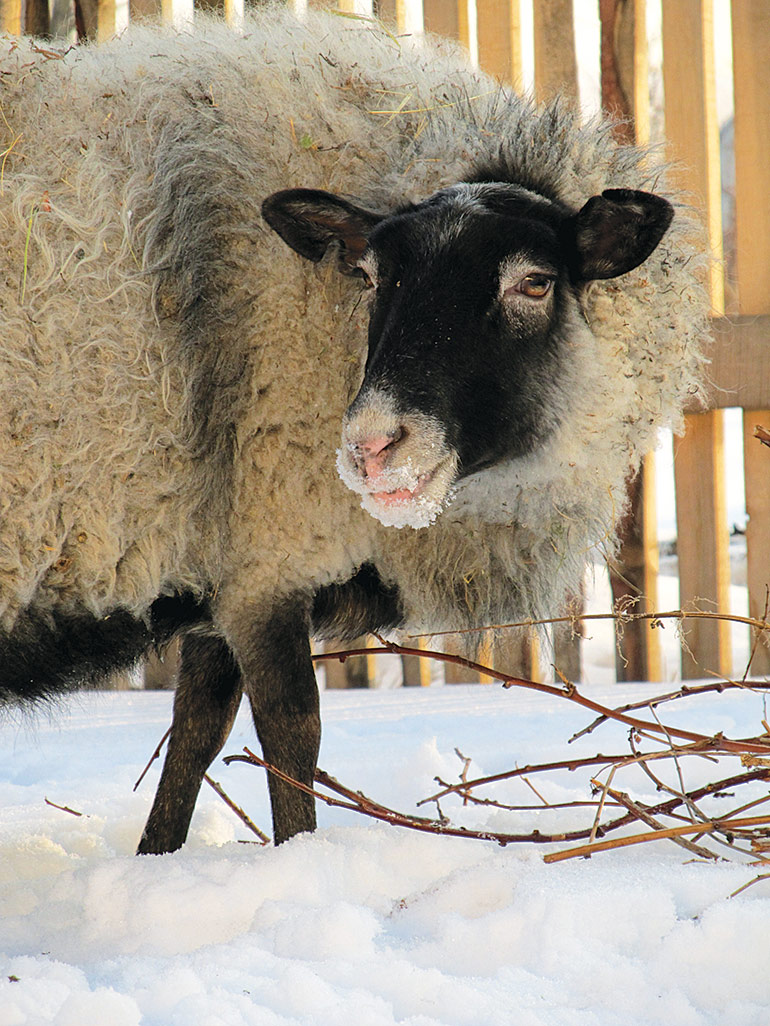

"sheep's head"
[262,183,673,529]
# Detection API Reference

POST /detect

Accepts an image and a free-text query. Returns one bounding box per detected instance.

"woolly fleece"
[0,8,708,640]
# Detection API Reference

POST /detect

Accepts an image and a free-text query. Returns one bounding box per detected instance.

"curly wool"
[0,8,708,639]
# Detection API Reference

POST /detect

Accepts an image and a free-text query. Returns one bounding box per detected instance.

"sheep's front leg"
[137,632,243,855]
[235,602,320,844]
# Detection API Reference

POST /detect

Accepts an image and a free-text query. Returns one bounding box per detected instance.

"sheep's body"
[0,9,708,848]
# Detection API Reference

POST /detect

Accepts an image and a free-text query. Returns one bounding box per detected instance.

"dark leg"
[237,603,320,844]
[137,631,243,855]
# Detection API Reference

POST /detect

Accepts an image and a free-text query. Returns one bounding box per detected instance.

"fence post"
[530,0,580,682]
[598,0,661,684]
[662,0,731,679]
[1,0,22,33]
[323,637,375,688]
[129,0,161,20]
[476,0,522,86]
[532,0,576,102]
[422,0,461,41]
[732,1,770,675]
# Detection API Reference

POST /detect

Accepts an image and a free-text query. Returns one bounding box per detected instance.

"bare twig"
[314,639,770,756]
[203,774,271,845]
[599,784,717,860]
[729,873,770,898]
[406,607,770,641]
[543,814,770,864]
[44,797,83,817]
[455,748,473,805]
[146,606,770,865]
[224,748,608,847]
[134,726,171,792]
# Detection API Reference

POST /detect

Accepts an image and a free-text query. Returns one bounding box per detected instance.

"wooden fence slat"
[422,0,460,40]
[599,0,661,683]
[130,0,162,21]
[1,0,22,33]
[24,0,49,35]
[691,316,770,410]
[743,412,770,672]
[530,0,579,679]
[476,0,522,87]
[401,639,433,686]
[97,0,118,40]
[662,0,731,678]
[323,636,375,688]
[732,1,770,675]
[464,0,534,680]
[532,0,577,103]
[673,413,731,676]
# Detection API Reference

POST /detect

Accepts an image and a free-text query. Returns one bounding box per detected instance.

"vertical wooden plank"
[97,0,117,40]
[323,637,373,688]
[532,0,577,103]
[224,0,245,28]
[476,0,522,86]
[401,642,432,686]
[24,0,50,36]
[662,2,724,306]
[616,0,659,678]
[130,0,162,21]
[732,2,770,675]
[662,0,731,678]
[640,454,661,679]
[743,413,770,670]
[532,0,581,680]
[422,0,460,40]
[1,0,23,33]
[673,414,730,676]
[395,0,423,34]
[375,0,397,24]
[443,637,483,683]
[599,0,661,682]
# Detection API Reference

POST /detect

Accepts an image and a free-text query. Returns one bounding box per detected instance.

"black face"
[262,182,673,520]
[355,188,569,477]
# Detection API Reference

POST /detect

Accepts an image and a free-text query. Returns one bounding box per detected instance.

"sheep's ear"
[564,188,674,281]
[262,189,383,273]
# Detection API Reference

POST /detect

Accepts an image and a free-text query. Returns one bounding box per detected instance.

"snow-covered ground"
[2,681,769,1026]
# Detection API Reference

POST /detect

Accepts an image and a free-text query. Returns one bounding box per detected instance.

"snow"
[2,682,769,1026]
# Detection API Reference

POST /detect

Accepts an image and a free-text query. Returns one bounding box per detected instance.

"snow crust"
[1,685,769,1025]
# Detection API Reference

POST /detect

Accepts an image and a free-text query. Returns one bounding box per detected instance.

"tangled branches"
[239,617,770,866]
[137,608,770,869]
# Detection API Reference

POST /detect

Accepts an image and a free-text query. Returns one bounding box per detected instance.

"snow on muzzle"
[337,390,458,529]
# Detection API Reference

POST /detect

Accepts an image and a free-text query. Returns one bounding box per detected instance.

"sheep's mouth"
[338,450,458,530]
[337,392,459,529]
[370,467,436,506]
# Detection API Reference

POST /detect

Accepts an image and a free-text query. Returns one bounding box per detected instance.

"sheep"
[0,8,708,854]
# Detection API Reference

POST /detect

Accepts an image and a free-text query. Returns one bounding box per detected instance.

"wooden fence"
[3,0,768,687]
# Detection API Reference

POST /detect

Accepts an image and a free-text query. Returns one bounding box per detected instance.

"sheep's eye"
[513,274,554,299]
[356,266,376,289]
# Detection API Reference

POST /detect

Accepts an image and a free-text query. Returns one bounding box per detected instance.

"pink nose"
[356,430,402,479]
